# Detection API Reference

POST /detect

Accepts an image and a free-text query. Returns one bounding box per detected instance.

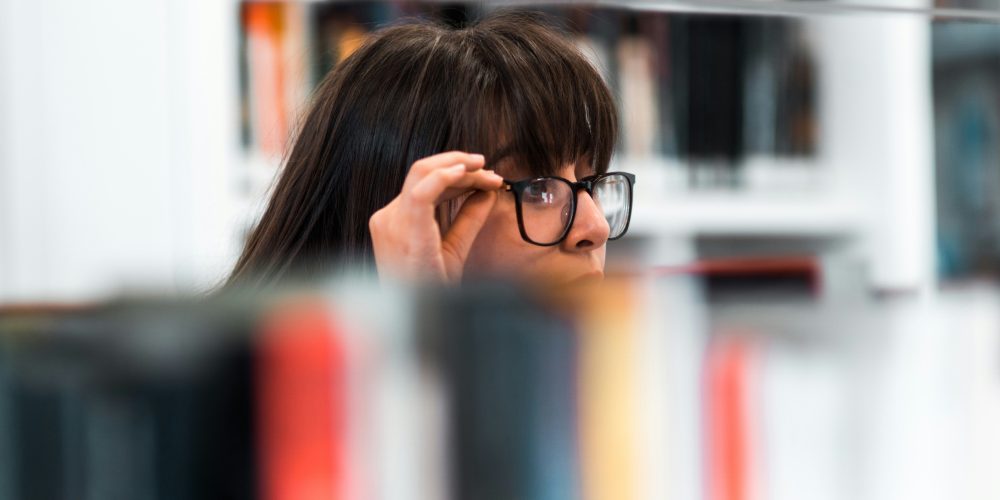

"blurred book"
[236,2,822,193]
[2,272,999,499]
[243,2,289,159]
[932,21,1000,280]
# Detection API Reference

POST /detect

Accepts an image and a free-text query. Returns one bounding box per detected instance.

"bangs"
[445,10,619,179]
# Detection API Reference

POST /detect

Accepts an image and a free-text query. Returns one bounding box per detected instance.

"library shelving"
[2,4,1000,500]
[4,271,1000,500]
[231,0,936,294]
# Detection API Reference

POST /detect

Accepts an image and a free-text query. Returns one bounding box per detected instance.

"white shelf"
[233,153,858,238]
[630,194,862,237]
[615,155,858,237]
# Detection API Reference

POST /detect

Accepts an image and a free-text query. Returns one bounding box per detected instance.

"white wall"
[0,0,239,303]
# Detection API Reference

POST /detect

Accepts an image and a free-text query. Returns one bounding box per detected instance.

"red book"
[257,299,348,500]
[655,256,821,295]
[704,336,756,500]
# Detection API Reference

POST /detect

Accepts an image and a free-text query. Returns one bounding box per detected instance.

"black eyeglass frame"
[501,171,636,247]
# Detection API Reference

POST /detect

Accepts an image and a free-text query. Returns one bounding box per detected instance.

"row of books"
[0,279,626,500]
[932,21,1000,280]
[5,259,994,499]
[238,2,821,185]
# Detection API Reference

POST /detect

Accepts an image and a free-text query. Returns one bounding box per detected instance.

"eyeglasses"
[501,171,636,246]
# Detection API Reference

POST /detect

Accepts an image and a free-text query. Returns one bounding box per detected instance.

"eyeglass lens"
[592,174,631,239]
[520,178,574,244]
[519,174,631,245]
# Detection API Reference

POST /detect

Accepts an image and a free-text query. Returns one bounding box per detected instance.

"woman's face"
[462,161,610,285]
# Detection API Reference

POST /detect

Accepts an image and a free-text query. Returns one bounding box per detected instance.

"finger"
[409,164,466,205]
[410,151,486,176]
[441,190,498,278]
[405,151,486,189]
[433,170,505,205]
[409,166,502,205]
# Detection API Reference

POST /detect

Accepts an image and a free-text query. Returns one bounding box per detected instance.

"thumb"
[441,190,498,279]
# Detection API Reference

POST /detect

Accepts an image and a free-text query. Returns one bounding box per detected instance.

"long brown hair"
[227,8,619,288]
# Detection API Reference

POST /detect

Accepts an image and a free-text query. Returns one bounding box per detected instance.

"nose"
[562,189,610,251]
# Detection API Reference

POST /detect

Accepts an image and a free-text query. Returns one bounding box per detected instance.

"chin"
[565,270,604,285]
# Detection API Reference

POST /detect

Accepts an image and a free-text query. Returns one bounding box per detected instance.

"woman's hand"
[369,151,503,284]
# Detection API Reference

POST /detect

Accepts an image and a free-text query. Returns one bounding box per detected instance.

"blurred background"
[2,0,1000,499]
[4,0,1000,300]
[1,0,998,299]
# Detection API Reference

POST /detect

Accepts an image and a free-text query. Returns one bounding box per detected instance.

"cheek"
[463,195,543,276]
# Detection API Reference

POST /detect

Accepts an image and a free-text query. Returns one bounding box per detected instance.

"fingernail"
[471,153,485,163]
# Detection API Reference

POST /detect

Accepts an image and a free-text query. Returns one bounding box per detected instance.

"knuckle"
[412,188,433,204]
[436,151,464,165]
[408,164,427,178]
[399,184,418,201]
[399,182,432,197]
[411,158,436,174]
[410,151,478,176]
[370,205,391,227]
[428,168,455,185]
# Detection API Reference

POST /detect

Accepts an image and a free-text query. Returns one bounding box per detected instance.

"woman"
[227,8,634,288]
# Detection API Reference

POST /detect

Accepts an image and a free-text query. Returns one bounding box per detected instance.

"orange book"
[257,299,349,500]
[244,3,288,158]
[577,279,638,500]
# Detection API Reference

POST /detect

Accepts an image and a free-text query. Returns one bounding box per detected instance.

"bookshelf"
[0,0,939,300]
[4,4,1000,499]
[5,274,1000,500]
[224,13,937,500]
[229,0,935,293]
